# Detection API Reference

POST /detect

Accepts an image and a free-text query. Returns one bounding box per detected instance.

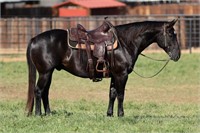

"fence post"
[17,18,20,51]
[189,19,192,54]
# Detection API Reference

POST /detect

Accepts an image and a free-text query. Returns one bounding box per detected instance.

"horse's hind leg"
[35,71,53,116]
[42,70,53,115]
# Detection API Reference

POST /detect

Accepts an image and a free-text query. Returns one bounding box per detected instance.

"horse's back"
[28,29,68,73]
[31,29,67,45]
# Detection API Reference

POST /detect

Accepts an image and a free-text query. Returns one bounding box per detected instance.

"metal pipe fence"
[0,15,199,53]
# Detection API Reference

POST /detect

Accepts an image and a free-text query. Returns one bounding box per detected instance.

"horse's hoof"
[45,109,51,115]
[35,112,42,116]
[107,112,114,117]
[118,112,124,117]
[26,112,32,117]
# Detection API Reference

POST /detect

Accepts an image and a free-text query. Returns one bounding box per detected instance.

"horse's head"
[156,19,181,61]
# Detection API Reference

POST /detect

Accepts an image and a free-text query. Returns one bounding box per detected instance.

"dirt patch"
[0,57,26,62]
[0,49,26,62]
[0,84,199,104]
[1,48,200,62]
[0,49,26,54]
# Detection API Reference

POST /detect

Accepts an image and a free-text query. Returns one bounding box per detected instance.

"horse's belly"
[61,60,89,78]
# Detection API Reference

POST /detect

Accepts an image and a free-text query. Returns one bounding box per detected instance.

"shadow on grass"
[50,110,74,117]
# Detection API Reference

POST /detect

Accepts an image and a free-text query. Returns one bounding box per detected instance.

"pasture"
[0,53,199,133]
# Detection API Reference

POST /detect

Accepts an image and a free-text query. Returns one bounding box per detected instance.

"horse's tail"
[25,39,36,116]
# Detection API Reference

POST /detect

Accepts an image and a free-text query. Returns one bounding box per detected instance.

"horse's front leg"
[115,74,128,117]
[107,77,117,116]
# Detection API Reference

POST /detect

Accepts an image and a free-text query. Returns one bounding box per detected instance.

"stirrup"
[93,78,102,82]
[96,59,108,73]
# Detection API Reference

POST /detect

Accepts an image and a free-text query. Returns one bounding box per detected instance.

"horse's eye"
[174,31,177,34]
[169,31,176,37]
[168,29,175,37]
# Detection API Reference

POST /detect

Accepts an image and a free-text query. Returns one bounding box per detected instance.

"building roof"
[53,0,126,9]
[0,0,39,3]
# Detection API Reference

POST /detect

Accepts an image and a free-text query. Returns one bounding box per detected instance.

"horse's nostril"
[173,54,180,62]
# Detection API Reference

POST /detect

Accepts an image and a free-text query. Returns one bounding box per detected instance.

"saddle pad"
[67,29,118,51]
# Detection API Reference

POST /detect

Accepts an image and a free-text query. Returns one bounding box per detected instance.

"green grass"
[0,100,199,133]
[0,53,199,133]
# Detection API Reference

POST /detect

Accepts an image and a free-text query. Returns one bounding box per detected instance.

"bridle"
[133,23,171,78]
[105,19,171,78]
[163,23,168,47]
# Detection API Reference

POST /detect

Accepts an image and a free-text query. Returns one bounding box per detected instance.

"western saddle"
[69,20,117,81]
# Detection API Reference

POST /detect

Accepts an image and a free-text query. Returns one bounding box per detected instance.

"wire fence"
[0,15,199,53]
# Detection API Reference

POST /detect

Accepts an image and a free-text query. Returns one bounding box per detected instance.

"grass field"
[0,53,199,133]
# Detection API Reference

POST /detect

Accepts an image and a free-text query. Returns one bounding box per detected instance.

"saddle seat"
[69,20,117,81]
[76,22,113,44]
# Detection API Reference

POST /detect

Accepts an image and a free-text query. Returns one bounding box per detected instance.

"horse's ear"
[166,19,178,28]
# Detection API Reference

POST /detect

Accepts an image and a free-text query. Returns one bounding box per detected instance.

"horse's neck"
[118,29,158,55]
[139,31,160,54]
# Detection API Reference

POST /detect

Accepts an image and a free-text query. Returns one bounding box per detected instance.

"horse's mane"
[115,21,166,39]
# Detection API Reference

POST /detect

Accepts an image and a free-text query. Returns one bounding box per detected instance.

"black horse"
[26,19,180,117]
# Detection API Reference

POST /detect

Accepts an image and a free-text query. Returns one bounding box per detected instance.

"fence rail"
[0,15,199,52]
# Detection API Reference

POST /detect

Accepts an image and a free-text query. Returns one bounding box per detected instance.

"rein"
[133,54,170,78]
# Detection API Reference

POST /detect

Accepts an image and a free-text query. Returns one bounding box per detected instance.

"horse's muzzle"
[169,50,181,62]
